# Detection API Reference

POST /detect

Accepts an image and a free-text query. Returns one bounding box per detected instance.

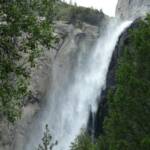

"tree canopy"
[0,0,56,122]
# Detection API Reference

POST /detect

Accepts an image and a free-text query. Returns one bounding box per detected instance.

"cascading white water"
[24,19,132,150]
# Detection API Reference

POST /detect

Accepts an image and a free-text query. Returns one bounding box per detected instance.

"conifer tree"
[38,124,58,150]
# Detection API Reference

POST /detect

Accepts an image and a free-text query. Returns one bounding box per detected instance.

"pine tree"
[38,124,58,150]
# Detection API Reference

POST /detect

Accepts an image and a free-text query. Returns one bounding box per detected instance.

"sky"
[64,0,118,17]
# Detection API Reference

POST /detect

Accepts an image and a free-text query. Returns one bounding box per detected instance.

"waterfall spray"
[24,19,132,150]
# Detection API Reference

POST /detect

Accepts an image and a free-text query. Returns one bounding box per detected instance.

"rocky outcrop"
[116,0,150,19]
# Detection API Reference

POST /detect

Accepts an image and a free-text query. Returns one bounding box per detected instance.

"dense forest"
[56,2,105,26]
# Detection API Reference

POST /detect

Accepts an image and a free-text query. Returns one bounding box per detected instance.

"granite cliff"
[116,0,150,19]
[0,20,102,150]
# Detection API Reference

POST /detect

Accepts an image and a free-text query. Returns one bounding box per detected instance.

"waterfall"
[24,19,132,150]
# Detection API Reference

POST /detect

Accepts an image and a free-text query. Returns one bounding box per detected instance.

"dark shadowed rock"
[93,19,141,137]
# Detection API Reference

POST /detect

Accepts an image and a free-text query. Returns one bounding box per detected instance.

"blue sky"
[64,0,118,16]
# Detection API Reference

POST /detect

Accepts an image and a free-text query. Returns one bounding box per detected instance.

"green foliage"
[102,15,150,150]
[38,124,57,150]
[0,0,56,122]
[70,132,108,150]
[56,2,104,26]
[70,132,95,150]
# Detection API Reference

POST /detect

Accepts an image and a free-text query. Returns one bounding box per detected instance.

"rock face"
[0,21,101,150]
[116,0,150,19]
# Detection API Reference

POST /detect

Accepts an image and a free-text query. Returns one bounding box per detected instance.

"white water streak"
[25,19,132,150]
